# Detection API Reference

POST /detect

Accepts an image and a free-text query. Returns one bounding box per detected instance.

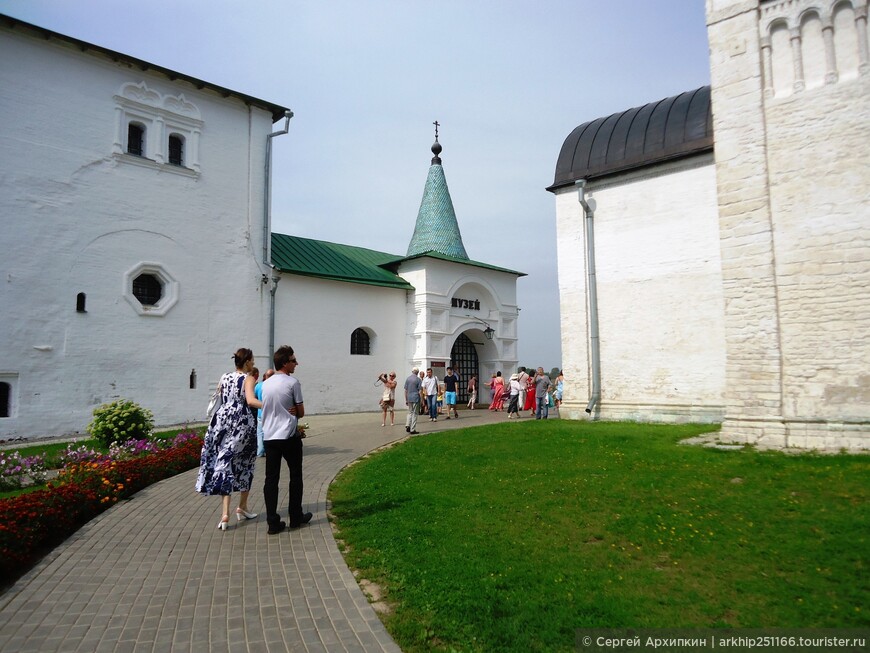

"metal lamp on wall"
[467,315,495,340]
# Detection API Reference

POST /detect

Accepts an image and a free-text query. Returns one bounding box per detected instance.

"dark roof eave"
[545,139,713,193]
[0,13,291,122]
[274,268,414,290]
[389,251,526,278]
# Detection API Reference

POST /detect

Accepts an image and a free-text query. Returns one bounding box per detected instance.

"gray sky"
[2,0,711,369]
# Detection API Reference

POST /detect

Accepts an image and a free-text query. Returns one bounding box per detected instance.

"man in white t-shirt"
[261,345,312,534]
[517,367,529,414]
[422,368,439,422]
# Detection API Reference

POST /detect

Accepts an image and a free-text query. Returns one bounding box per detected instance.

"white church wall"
[554,156,726,423]
[708,0,870,449]
[0,26,274,439]
[271,275,409,415]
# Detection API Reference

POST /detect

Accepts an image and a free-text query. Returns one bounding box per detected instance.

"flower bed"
[0,431,203,587]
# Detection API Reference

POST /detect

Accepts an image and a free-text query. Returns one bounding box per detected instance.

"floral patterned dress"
[195,371,257,496]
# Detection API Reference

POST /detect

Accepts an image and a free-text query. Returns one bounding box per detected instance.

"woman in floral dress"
[195,348,262,530]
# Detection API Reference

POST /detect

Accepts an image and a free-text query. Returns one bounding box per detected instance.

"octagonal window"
[132,273,162,306]
[124,262,179,316]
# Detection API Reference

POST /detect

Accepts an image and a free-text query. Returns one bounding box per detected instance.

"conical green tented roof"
[406,140,469,260]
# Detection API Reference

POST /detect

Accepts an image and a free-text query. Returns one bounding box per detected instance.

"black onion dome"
[547,86,713,191]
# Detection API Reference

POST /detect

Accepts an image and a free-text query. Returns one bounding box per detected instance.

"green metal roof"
[406,142,469,260]
[271,233,414,290]
[271,233,524,289]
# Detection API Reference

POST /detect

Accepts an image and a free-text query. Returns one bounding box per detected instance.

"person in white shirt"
[507,373,523,418]
[260,345,312,535]
[422,368,439,422]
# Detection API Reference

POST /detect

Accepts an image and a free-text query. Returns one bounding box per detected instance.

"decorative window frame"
[123,262,179,317]
[113,81,203,177]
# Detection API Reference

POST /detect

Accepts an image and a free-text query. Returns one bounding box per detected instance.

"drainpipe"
[576,180,600,415]
[269,273,281,362]
[264,110,293,267]
[264,110,293,361]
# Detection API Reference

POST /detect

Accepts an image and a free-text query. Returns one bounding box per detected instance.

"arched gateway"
[450,333,478,405]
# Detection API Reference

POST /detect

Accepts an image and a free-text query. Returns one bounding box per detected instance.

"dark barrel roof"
[547,86,713,191]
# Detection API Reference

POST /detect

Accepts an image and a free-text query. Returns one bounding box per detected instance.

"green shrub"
[87,399,154,448]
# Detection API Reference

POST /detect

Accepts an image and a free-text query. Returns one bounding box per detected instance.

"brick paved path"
[0,408,507,652]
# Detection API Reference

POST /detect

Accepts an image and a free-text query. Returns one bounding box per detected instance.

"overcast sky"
[2,0,711,369]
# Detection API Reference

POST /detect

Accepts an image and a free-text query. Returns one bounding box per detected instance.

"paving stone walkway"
[0,407,510,653]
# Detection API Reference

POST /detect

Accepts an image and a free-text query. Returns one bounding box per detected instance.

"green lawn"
[328,421,869,653]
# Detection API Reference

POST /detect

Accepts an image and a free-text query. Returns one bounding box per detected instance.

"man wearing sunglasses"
[261,345,312,534]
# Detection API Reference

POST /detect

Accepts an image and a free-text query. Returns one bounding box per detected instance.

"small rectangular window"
[168,134,184,166]
[128,123,144,156]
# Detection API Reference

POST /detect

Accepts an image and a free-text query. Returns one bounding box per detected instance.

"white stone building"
[0,15,522,440]
[549,0,870,450]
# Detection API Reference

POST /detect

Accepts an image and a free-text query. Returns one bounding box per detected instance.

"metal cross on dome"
[433,120,440,141]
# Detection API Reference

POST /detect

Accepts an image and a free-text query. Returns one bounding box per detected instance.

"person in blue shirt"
[254,368,274,456]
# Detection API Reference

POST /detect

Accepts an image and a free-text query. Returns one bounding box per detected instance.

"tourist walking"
[260,345,312,535]
[443,367,460,419]
[467,375,477,409]
[422,368,439,422]
[378,371,397,426]
[523,373,536,416]
[517,367,529,414]
[404,367,422,434]
[254,368,275,456]
[506,373,522,418]
[534,367,553,419]
[488,371,505,411]
[195,348,262,531]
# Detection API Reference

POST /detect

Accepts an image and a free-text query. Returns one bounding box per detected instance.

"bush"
[87,399,154,448]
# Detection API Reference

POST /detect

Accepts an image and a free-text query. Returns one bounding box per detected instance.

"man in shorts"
[443,367,460,419]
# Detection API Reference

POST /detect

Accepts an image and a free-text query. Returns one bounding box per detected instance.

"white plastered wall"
[554,155,726,423]
[0,26,273,439]
[270,275,409,415]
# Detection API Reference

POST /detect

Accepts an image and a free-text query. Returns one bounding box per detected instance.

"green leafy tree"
[87,399,154,448]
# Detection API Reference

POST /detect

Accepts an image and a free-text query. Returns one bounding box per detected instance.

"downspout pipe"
[264,110,293,267]
[264,110,293,361]
[576,180,601,415]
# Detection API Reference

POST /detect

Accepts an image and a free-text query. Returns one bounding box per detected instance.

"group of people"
[485,367,563,419]
[389,365,563,433]
[397,367,464,434]
[195,345,312,536]
[196,353,564,535]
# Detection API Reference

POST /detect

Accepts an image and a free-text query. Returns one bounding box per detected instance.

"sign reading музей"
[452,297,480,311]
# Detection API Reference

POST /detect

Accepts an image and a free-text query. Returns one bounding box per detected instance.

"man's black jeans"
[263,436,304,524]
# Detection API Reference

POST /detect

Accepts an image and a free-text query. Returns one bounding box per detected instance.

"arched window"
[168,134,184,166]
[0,382,10,418]
[350,328,370,355]
[127,123,145,156]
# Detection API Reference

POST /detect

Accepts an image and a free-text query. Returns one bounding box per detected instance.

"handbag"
[206,387,220,419]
